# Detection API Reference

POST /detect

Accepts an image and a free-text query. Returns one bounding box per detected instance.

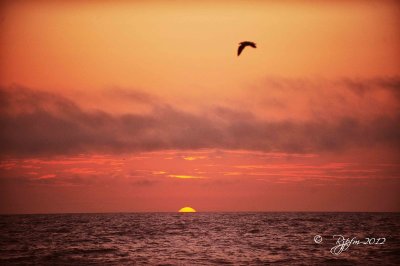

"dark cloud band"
[1,79,399,156]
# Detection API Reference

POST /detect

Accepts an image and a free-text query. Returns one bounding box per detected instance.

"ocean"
[1,212,399,265]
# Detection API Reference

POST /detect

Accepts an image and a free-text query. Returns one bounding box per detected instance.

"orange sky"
[1,1,399,95]
[0,1,399,213]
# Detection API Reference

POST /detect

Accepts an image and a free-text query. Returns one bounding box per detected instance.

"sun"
[178,207,197,213]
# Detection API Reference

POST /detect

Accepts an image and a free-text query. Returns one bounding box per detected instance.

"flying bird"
[237,41,256,56]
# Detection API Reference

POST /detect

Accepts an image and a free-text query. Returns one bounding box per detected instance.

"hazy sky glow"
[0,1,399,213]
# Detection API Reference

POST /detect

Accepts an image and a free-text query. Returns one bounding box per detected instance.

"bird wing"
[237,44,245,56]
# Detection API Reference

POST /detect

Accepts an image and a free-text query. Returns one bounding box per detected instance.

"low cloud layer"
[1,78,399,156]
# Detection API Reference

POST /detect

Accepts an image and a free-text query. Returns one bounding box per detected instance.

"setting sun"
[178,207,197,213]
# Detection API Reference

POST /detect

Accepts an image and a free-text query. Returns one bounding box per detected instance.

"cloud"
[0,79,399,156]
[183,156,207,161]
[38,174,56,179]
[340,77,400,98]
[106,87,161,105]
[168,174,204,179]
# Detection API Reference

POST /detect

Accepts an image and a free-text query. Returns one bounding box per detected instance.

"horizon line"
[1,210,399,216]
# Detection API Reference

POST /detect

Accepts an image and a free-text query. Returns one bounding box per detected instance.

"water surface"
[1,212,399,265]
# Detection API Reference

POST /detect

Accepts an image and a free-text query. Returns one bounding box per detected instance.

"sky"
[0,0,399,213]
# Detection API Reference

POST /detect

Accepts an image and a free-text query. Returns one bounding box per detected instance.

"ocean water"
[0,212,399,265]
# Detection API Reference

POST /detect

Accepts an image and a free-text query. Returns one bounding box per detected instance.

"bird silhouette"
[237,41,256,56]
